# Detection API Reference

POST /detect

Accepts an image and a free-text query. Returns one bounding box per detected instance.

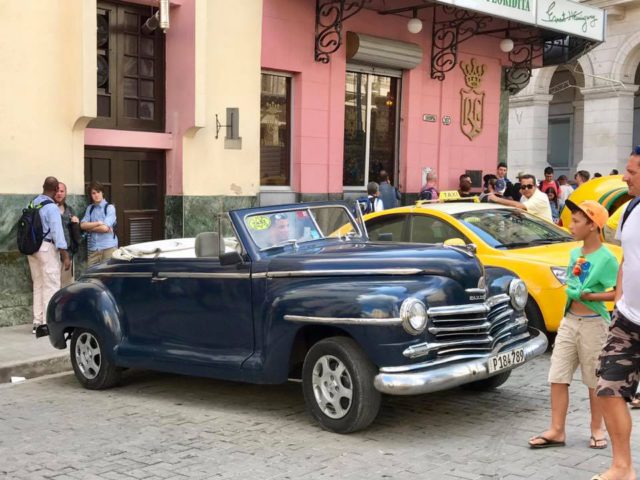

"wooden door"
[85,148,165,246]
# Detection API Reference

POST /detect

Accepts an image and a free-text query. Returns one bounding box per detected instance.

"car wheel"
[462,370,512,391]
[302,336,381,434]
[70,328,121,390]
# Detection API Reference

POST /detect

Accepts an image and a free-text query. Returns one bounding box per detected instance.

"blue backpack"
[354,196,374,216]
[17,199,53,255]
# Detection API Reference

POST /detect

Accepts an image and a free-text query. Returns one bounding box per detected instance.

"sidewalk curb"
[0,353,71,384]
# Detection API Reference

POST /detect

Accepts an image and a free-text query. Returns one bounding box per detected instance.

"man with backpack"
[19,177,70,334]
[80,181,119,267]
[355,182,384,216]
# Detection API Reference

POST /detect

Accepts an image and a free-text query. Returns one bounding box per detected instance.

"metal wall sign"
[536,0,604,42]
[438,0,536,26]
[432,0,604,41]
[459,59,486,140]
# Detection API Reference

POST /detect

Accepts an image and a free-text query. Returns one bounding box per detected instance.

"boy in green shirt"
[529,200,619,450]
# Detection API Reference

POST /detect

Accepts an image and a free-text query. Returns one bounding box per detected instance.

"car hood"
[499,241,623,267]
[263,241,484,289]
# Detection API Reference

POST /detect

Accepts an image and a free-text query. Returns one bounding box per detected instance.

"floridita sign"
[435,0,604,42]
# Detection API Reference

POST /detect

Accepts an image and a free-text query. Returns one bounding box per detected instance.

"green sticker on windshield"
[247,216,271,231]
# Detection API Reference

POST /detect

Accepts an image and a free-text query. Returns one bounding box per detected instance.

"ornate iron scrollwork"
[315,0,367,63]
[431,6,493,81]
[504,42,542,95]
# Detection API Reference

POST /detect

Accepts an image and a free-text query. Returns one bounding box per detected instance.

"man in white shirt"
[487,174,553,222]
[594,149,640,480]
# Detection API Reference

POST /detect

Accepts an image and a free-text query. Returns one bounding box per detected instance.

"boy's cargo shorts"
[548,311,608,389]
[596,309,640,401]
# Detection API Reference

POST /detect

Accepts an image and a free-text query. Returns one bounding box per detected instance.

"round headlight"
[400,298,428,335]
[509,279,528,311]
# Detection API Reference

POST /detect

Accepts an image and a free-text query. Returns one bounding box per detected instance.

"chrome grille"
[426,295,522,357]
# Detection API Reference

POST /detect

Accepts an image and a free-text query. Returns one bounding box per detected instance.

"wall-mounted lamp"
[407,9,423,34]
[141,0,170,35]
[216,108,242,150]
[500,38,514,53]
[159,0,170,32]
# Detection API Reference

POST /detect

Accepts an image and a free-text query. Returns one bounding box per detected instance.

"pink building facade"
[262,0,508,202]
[259,0,606,203]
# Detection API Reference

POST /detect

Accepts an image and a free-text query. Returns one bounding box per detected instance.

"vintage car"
[38,202,547,433]
[364,203,622,336]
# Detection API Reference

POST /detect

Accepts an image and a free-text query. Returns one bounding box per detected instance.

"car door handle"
[151,276,168,282]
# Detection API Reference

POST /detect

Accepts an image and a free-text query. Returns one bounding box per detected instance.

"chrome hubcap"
[74,332,101,380]
[312,355,353,419]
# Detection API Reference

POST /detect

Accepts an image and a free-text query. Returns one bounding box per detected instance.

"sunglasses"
[520,184,534,190]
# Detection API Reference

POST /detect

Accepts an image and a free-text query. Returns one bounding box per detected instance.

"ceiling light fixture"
[500,38,514,53]
[407,9,423,34]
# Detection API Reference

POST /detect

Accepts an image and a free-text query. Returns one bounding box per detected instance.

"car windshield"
[452,209,573,249]
[244,205,364,250]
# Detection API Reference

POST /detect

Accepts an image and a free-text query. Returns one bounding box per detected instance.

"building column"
[580,85,639,174]
[572,100,584,174]
[507,94,553,180]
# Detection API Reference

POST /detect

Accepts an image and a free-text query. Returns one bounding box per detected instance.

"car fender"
[45,279,123,357]
[252,274,473,382]
[483,265,520,297]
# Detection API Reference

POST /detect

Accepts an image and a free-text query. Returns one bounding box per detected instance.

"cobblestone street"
[1,353,637,480]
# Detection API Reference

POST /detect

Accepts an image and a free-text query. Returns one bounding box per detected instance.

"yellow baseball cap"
[565,199,609,229]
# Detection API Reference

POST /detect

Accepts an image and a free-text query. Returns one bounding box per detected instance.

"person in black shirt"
[458,174,475,198]
[497,162,516,199]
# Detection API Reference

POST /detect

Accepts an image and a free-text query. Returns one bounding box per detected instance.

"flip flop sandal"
[630,397,640,409]
[590,474,610,480]
[528,435,566,449]
[589,436,608,449]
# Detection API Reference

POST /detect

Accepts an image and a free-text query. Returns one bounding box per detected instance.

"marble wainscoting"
[298,193,344,203]
[164,195,184,239]
[182,195,256,237]
[0,194,87,326]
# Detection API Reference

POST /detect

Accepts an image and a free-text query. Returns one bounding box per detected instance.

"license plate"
[487,348,525,374]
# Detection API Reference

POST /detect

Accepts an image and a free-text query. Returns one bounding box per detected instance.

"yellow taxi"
[364,202,622,335]
[559,175,631,227]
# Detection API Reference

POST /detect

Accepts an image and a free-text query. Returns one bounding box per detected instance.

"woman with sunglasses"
[487,173,554,223]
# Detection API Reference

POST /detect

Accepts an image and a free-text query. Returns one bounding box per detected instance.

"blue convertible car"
[39,202,547,433]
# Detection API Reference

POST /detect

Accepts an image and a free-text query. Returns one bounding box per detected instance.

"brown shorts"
[596,309,640,401]
[548,312,608,388]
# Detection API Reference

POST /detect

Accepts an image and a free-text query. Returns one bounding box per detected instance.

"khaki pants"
[60,257,74,287]
[87,247,117,267]
[548,312,608,389]
[27,242,61,325]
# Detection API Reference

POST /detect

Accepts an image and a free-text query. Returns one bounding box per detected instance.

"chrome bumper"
[374,328,548,395]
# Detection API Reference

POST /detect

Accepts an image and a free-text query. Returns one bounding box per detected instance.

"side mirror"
[443,238,477,254]
[443,238,466,247]
[219,251,243,266]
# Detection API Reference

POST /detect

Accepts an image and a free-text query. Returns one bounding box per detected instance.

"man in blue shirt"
[80,181,119,266]
[28,177,70,333]
[378,170,400,210]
